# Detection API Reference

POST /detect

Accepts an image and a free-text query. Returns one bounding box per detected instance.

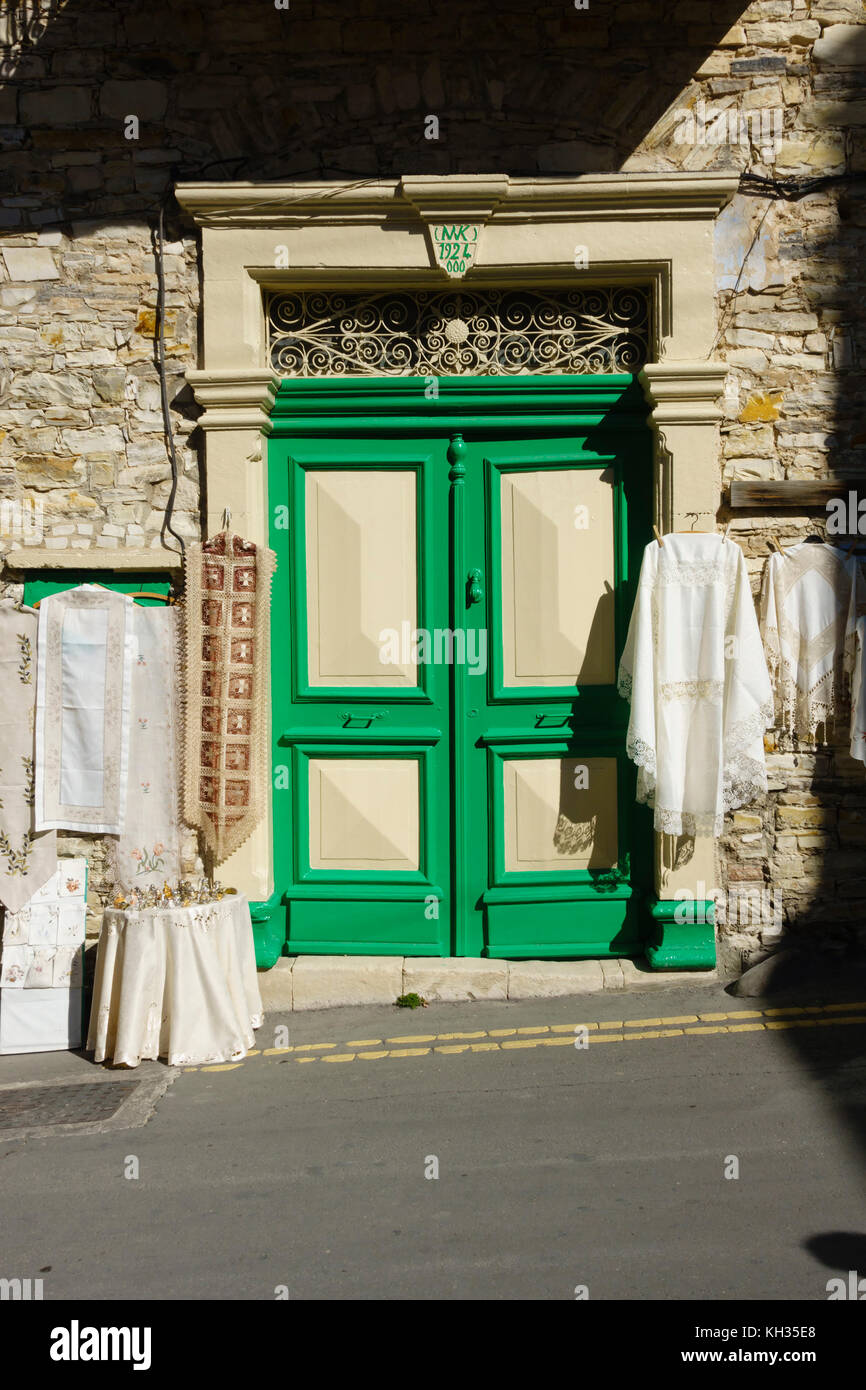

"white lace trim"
[633,698,773,836]
[659,679,724,703]
[626,730,655,778]
[656,559,729,588]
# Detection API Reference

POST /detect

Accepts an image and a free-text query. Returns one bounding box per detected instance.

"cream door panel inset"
[309,758,420,871]
[503,757,618,872]
[306,469,417,687]
[500,467,615,686]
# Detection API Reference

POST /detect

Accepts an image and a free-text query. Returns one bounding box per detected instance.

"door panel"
[459,434,649,958]
[307,757,421,871]
[271,439,451,954]
[305,469,418,687]
[502,755,619,873]
[499,466,616,686]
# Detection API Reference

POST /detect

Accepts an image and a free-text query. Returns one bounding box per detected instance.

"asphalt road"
[1,980,865,1301]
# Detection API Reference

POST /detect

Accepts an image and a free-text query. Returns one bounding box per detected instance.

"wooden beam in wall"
[729,479,866,508]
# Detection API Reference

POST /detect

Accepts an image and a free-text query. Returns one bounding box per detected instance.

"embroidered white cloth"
[112,605,183,889]
[87,892,263,1067]
[0,601,57,911]
[759,542,862,743]
[35,585,135,834]
[618,534,773,837]
[0,857,86,996]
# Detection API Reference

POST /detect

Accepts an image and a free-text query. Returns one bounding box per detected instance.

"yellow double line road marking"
[186,1002,866,1072]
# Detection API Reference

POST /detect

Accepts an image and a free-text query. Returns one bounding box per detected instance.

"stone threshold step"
[258,955,719,1013]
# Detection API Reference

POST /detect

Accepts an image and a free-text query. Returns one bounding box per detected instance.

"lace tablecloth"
[87,893,263,1067]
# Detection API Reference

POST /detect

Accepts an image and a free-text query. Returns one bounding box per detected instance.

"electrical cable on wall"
[153,203,186,559]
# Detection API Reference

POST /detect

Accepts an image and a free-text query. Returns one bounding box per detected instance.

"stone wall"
[0,223,200,563]
[1,0,865,957]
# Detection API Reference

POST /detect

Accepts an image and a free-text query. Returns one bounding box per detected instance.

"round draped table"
[87,893,263,1067]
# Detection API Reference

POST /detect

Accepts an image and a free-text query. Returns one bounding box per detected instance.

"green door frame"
[262,374,653,961]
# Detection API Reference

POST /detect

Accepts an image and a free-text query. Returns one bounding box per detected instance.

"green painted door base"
[644,899,717,971]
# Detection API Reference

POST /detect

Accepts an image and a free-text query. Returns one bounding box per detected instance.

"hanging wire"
[153,204,186,558]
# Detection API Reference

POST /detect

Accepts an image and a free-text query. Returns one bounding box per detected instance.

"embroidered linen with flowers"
[0,601,56,913]
[112,605,183,890]
[759,541,863,743]
[183,532,276,864]
[617,534,774,837]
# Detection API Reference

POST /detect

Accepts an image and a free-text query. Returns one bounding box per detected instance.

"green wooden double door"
[268,377,652,958]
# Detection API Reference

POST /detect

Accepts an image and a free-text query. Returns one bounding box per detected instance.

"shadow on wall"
[2,0,754,201]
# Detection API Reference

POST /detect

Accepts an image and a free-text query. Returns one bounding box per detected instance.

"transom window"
[267,287,650,377]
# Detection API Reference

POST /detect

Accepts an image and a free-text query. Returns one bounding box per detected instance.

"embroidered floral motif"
[131,843,165,874]
[21,754,34,807]
[16,633,32,684]
[0,828,33,876]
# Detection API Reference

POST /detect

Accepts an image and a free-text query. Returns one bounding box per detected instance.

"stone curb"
[257,954,721,1013]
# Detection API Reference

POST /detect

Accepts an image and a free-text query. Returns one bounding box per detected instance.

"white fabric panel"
[113,606,183,890]
[27,905,59,946]
[0,601,57,912]
[0,946,29,987]
[35,585,134,834]
[0,988,82,1054]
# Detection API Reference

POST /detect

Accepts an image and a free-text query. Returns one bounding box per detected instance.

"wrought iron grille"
[267,287,650,377]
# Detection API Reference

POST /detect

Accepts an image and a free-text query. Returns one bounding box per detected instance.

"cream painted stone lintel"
[176,172,736,911]
[177,172,738,226]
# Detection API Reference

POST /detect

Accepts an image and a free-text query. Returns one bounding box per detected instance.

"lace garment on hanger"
[618,534,774,837]
[759,542,863,743]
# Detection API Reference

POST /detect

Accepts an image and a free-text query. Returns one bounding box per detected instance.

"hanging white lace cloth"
[112,605,183,889]
[849,614,866,765]
[759,542,862,743]
[617,534,773,837]
[35,585,135,834]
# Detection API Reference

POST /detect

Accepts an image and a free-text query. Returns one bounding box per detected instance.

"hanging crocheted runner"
[183,531,276,864]
[0,601,57,913]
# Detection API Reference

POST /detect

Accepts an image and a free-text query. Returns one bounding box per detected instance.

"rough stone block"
[291,955,403,1010]
[507,959,605,1000]
[99,80,168,121]
[20,86,92,126]
[2,247,59,281]
[403,956,507,1002]
[619,957,719,989]
[600,959,625,990]
[813,23,866,67]
[257,957,293,1013]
